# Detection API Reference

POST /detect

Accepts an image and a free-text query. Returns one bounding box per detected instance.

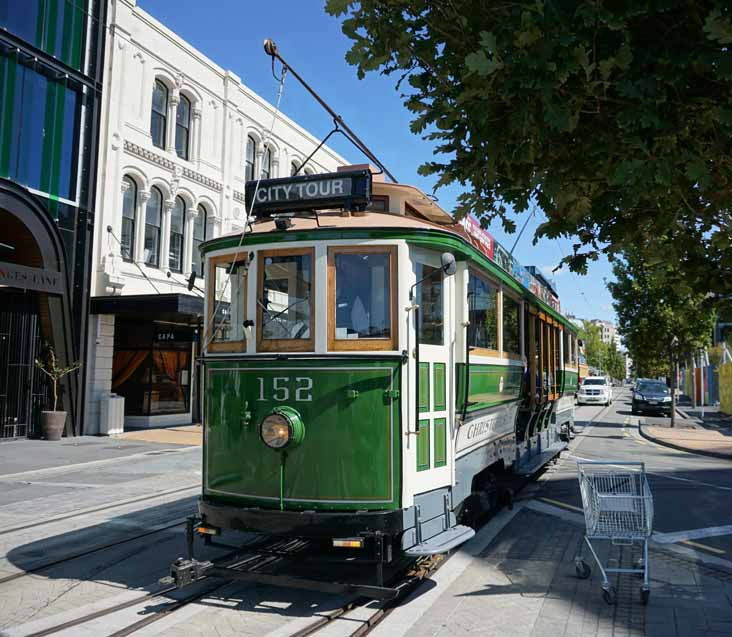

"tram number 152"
[257,377,313,402]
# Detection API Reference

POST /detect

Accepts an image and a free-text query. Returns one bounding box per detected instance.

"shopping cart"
[574,461,653,605]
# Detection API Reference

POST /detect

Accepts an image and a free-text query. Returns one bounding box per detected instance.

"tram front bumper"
[198,497,405,538]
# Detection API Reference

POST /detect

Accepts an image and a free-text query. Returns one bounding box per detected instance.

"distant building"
[589,319,618,347]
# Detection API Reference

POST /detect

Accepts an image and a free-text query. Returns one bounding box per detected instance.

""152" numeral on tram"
[256,377,313,402]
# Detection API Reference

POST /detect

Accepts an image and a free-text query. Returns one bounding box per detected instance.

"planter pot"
[40,411,66,441]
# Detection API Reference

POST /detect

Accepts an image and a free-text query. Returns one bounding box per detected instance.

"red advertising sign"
[459,216,494,260]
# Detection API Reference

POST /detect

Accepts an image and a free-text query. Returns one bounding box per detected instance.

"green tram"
[176,168,580,595]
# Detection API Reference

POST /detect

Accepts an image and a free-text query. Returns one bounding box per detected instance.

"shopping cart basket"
[574,461,653,605]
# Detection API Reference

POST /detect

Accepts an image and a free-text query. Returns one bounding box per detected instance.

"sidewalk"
[639,418,732,460]
[380,504,732,637]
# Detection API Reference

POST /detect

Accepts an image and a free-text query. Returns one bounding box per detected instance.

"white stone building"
[84,0,346,433]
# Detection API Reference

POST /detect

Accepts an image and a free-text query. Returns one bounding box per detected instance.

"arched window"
[175,94,191,160]
[151,80,168,149]
[290,160,300,176]
[121,176,137,262]
[192,204,207,276]
[144,187,162,267]
[261,146,272,179]
[169,196,186,273]
[245,136,256,181]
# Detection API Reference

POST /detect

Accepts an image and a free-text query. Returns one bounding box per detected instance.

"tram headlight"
[259,407,305,450]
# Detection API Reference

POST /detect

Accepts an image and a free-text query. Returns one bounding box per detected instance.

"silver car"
[577,376,613,406]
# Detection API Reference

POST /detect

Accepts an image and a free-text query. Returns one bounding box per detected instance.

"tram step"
[517,441,567,476]
[404,524,475,556]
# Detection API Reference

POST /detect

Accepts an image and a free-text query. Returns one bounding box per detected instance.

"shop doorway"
[0,289,50,439]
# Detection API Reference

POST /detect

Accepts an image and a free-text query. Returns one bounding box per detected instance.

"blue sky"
[141,0,616,322]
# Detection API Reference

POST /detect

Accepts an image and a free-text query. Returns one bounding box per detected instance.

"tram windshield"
[258,249,313,349]
[334,251,391,340]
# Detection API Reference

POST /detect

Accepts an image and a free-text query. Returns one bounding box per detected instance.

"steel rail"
[0,518,187,586]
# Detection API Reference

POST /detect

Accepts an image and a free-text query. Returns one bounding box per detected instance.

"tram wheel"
[602,586,617,605]
[575,560,591,580]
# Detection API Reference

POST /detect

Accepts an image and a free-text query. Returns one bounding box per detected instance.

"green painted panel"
[419,362,430,413]
[200,228,576,330]
[455,362,523,413]
[560,370,578,394]
[434,417,447,467]
[433,362,446,411]
[204,359,401,511]
[417,418,430,471]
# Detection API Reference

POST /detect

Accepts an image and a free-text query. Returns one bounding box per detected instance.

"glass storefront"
[112,320,193,417]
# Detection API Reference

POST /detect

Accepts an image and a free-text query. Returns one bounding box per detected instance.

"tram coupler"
[160,557,213,589]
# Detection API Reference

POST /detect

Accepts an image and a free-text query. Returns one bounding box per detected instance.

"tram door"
[413,252,453,494]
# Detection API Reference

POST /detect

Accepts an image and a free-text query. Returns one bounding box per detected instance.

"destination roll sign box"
[245,169,372,216]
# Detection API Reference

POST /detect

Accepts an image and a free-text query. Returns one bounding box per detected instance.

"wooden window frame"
[206,253,248,353]
[327,245,398,352]
[467,267,501,358]
[257,247,315,353]
[501,288,522,360]
[369,194,390,212]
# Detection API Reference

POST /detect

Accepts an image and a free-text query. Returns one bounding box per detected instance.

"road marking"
[569,453,732,491]
[538,497,584,513]
[653,524,732,544]
[680,540,726,555]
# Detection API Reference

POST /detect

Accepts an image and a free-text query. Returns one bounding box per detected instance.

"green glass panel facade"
[0,0,85,70]
[433,362,446,411]
[417,418,430,471]
[0,51,79,202]
[419,362,430,413]
[434,417,446,467]
[204,359,401,511]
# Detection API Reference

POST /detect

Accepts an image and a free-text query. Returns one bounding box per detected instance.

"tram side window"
[502,294,520,356]
[417,263,443,346]
[468,271,498,352]
[258,249,314,351]
[207,256,247,352]
[328,247,397,350]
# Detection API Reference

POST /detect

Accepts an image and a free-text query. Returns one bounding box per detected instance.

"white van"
[577,376,613,406]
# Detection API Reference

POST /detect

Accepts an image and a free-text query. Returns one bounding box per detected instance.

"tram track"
[6,445,570,637]
[0,516,187,586]
[0,484,199,537]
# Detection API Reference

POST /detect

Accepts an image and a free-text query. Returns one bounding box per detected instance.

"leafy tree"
[326,0,732,294]
[605,342,626,382]
[578,321,605,372]
[608,250,716,424]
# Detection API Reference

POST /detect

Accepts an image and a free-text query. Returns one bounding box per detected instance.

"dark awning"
[90,293,204,323]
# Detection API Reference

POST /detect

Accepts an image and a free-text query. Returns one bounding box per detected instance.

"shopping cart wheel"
[602,586,617,605]
[575,560,591,579]
[640,586,650,605]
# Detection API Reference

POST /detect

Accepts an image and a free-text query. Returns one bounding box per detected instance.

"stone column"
[136,190,150,265]
[161,199,174,271]
[272,156,280,179]
[183,207,198,278]
[191,107,202,165]
[167,90,179,154]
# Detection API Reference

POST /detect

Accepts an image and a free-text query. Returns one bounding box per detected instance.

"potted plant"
[35,346,81,441]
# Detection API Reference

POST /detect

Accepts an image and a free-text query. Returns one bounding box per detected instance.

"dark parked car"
[631,380,672,416]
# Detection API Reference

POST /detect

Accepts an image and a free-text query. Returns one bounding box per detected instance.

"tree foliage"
[608,250,716,379]
[577,321,625,380]
[326,0,732,293]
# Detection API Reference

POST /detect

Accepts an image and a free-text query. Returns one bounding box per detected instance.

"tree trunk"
[670,353,676,427]
[52,379,58,412]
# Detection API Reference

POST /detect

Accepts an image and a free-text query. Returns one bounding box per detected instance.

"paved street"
[1,392,732,636]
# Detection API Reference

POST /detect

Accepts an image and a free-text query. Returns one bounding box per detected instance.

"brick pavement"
[400,508,732,637]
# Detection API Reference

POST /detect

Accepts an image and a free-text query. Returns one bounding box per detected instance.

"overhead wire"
[203,64,288,350]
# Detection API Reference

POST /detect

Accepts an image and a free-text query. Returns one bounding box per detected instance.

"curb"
[638,421,732,462]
